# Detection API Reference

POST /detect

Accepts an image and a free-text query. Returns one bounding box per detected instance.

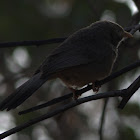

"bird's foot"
[92,84,101,93]
[69,88,80,100]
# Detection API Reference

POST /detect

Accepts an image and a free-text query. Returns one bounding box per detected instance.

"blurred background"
[0,0,140,140]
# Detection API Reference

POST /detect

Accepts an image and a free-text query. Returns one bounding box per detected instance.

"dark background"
[0,0,140,140]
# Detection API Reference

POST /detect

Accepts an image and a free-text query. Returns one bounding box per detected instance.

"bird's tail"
[0,73,47,111]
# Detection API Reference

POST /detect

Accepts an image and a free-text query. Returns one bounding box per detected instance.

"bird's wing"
[40,28,113,77]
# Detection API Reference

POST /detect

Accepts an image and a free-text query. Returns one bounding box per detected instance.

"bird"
[0,20,132,111]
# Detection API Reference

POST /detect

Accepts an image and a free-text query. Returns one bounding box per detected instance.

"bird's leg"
[69,87,80,100]
[92,82,101,93]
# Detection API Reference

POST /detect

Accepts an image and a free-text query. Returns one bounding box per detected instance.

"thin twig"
[18,92,73,115]
[130,24,140,34]
[124,25,136,32]
[0,37,66,48]
[120,24,140,45]
[118,70,140,108]
[0,24,138,48]
[19,60,140,115]
[1,75,140,139]
[0,90,126,139]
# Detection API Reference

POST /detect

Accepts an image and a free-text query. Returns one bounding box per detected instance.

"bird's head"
[91,20,133,47]
[101,20,133,46]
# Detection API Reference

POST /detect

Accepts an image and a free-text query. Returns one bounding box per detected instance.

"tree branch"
[1,74,140,139]
[19,60,140,115]
[0,23,139,48]
[118,71,140,108]
[120,24,140,46]
[0,37,66,48]
[0,91,127,139]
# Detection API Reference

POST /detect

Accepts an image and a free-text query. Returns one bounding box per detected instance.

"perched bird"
[0,20,132,111]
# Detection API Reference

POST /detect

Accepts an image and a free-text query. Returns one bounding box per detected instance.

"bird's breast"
[58,58,115,88]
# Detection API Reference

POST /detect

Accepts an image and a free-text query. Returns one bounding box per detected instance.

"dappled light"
[42,0,72,18]
[15,77,29,88]
[114,0,138,14]
[5,55,22,73]
[32,125,52,140]
[12,47,31,69]
[0,112,17,140]
[100,10,116,22]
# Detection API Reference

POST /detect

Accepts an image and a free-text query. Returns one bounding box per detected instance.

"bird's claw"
[92,84,101,93]
[73,92,81,100]
[69,87,81,100]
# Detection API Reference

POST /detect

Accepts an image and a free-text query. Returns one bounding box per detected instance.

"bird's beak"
[123,31,133,38]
